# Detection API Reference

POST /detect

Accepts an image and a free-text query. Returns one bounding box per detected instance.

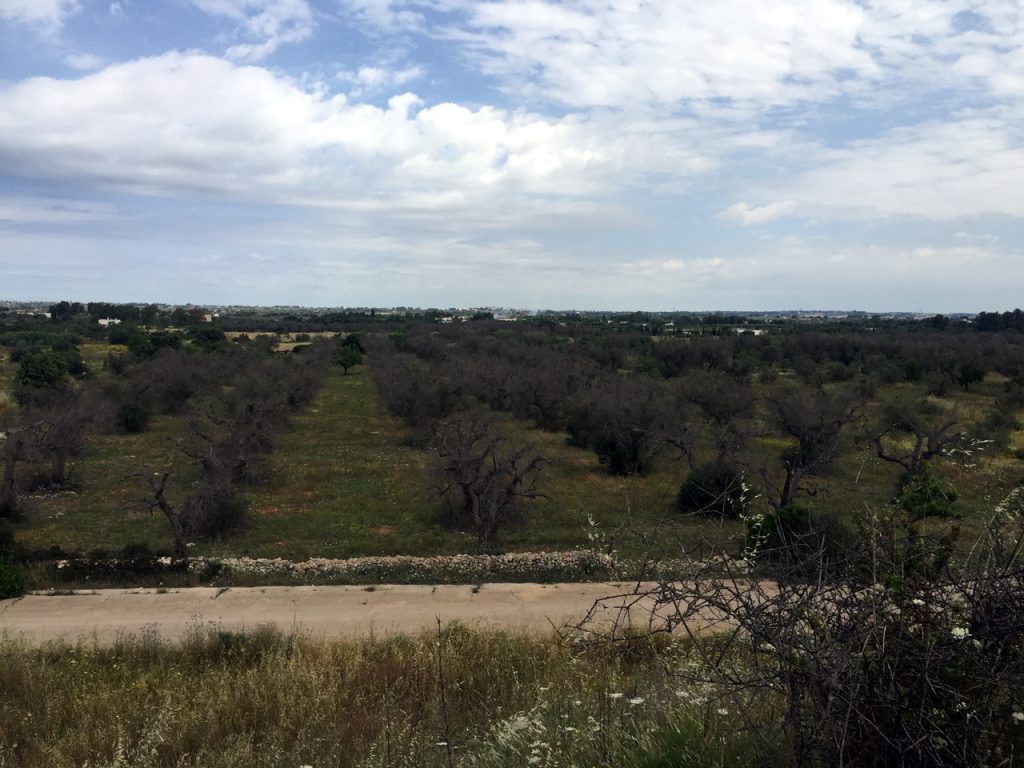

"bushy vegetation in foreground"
[0,626,778,768]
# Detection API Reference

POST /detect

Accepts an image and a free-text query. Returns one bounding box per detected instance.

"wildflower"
[608,692,624,699]
[951,626,971,640]
[911,598,926,606]
[1012,712,1024,723]
[628,697,645,706]
[717,708,729,716]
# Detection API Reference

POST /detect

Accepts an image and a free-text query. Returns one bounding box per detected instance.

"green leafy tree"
[336,344,363,375]
[13,351,69,404]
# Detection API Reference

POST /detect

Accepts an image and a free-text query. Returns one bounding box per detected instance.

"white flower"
[608,692,624,699]
[911,598,926,606]
[628,697,645,706]
[717,708,729,716]
[1012,712,1024,722]
[951,626,971,640]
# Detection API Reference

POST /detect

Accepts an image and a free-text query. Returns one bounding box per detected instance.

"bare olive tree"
[132,467,188,558]
[867,395,972,476]
[760,385,863,510]
[432,411,545,552]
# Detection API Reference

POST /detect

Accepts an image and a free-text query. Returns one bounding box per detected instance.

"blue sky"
[0,0,1021,311]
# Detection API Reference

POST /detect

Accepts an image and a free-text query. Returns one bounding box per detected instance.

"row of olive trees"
[370,321,1015,548]
[135,340,335,556]
[0,336,278,519]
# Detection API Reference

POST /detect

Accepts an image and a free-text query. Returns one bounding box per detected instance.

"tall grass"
[0,626,778,767]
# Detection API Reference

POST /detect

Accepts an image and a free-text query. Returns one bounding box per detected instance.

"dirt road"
[0,583,677,643]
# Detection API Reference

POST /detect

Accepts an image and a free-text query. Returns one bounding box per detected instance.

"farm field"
[10,356,738,562]
[4,328,1024,569]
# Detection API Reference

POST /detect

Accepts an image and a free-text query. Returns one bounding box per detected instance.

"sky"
[0,0,1021,311]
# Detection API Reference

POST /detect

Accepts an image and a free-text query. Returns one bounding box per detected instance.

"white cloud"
[65,52,104,70]
[720,201,795,226]
[340,1,1022,115]
[337,64,424,95]
[0,0,77,33]
[190,0,315,61]
[0,53,708,230]
[786,116,1024,219]
[339,0,425,33]
[440,0,873,109]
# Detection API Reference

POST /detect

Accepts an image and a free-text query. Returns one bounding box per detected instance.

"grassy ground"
[0,626,775,768]
[16,412,195,554]
[225,366,445,559]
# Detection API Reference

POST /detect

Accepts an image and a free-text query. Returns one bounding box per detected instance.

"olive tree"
[432,411,544,552]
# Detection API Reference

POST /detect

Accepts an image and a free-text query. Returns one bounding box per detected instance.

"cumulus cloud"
[190,0,315,61]
[0,53,709,230]
[0,0,77,33]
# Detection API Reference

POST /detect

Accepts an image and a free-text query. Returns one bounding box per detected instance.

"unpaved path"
[0,583,681,643]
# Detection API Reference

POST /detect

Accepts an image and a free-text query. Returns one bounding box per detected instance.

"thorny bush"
[582,486,1024,767]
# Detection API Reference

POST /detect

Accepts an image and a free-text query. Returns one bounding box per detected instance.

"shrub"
[620,492,1024,767]
[0,558,25,599]
[677,462,749,518]
[744,505,859,576]
[117,401,151,434]
[898,469,958,520]
[184,487,248,538]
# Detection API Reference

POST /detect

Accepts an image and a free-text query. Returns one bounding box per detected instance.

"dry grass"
[0,626,771,768]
